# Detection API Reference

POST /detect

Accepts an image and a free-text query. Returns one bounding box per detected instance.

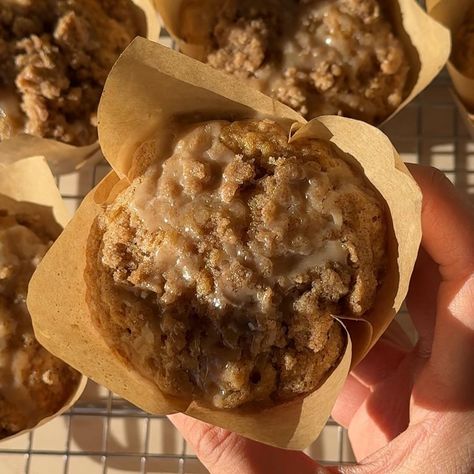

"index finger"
[168,414,318,474]
[406,164,474,408]
[407,164,474,282]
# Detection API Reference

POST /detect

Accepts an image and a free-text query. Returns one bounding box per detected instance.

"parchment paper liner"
[154,0,451,126]
[0,156,87,443]
[28,39,422,449]
[0,0,160,175]
[426,0,474,138]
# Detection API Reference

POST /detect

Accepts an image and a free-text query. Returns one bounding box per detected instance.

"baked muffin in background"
[452,4,474,79]
[87,119,386,409]
[0,210,80,438]
[180,0,410,124]
[0,0,142,145]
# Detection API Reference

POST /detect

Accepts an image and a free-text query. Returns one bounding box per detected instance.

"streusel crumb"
[182,0,409,124]
[88,119,386,409]
[0,0,140,145]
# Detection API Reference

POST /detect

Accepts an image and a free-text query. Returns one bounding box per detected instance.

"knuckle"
[193,423,241,469]
[426,166,451,190]
[415,340,432,360]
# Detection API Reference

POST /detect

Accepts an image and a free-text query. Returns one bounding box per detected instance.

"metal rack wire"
[1,28,473,474]
[0,388,352,474]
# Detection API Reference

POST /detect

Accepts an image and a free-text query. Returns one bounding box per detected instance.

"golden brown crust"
[87,119,386,409]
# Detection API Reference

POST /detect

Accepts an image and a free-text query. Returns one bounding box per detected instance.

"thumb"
[169,414,371,474]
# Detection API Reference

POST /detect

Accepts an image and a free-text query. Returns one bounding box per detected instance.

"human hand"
[169,164,474,473]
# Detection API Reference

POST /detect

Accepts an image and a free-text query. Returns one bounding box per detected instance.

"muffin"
[0,209,80,438]
[452,3,474,79]
[86,119,386,409]
[0,0,142,145]
[180,0,410,124]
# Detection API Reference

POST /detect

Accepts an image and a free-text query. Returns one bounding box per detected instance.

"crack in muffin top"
[90,119,386,408]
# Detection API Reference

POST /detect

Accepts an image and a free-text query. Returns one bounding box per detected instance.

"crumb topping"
[89,119,386,408]
[0,0,140,145]
[0,210,80,438]
[182,0,409,124]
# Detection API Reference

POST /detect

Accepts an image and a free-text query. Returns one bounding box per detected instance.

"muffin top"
[182,0,409,124]
[0,0,141,145]
[89,119,386,408]
[0,210,80,438]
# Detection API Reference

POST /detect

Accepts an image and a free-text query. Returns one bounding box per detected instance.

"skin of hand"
[168,164,474,474]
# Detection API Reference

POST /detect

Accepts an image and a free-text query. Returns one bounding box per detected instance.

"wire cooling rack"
[1,25,474,474]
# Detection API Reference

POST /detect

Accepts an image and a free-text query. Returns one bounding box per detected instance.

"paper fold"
[154,0,451,125]
[426,0,474,137]
[28,38,422,449]
[0,0,160,175]
[0,156,86,443]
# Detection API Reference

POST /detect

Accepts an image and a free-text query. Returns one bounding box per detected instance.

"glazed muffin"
[180,0,409,124]
[86,119,386,409]
[0,0,142,145]
[452,4,474,79]
[0,210,80,438]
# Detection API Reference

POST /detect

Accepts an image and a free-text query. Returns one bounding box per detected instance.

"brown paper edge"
[426,0,474,112]
[28,39,421,449]
[97,39,303,179]
[0,377,87,444]
[0,157,86,443]
[0,0,160,176]
[0,156,70,227]
[154,0,451,125]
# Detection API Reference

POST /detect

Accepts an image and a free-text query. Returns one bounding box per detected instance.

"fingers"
[380,320,413,351]
[170,413,374,474]
[332,340,413,459]
[169,414,317,474]
[405,246,440,355]
[332,375,370,428]
[407,164,474,282]
[347,354,414,461]
[414,275,474,411]
[406,165,474,409]
[333,336,409,431]
[351,337,409,387]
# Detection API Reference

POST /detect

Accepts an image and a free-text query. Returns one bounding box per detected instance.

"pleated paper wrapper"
[27,39,422,450]
[0,156,87,443]
[426,0,474,138]
[154,0,450,126]
[0,0,160,175]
